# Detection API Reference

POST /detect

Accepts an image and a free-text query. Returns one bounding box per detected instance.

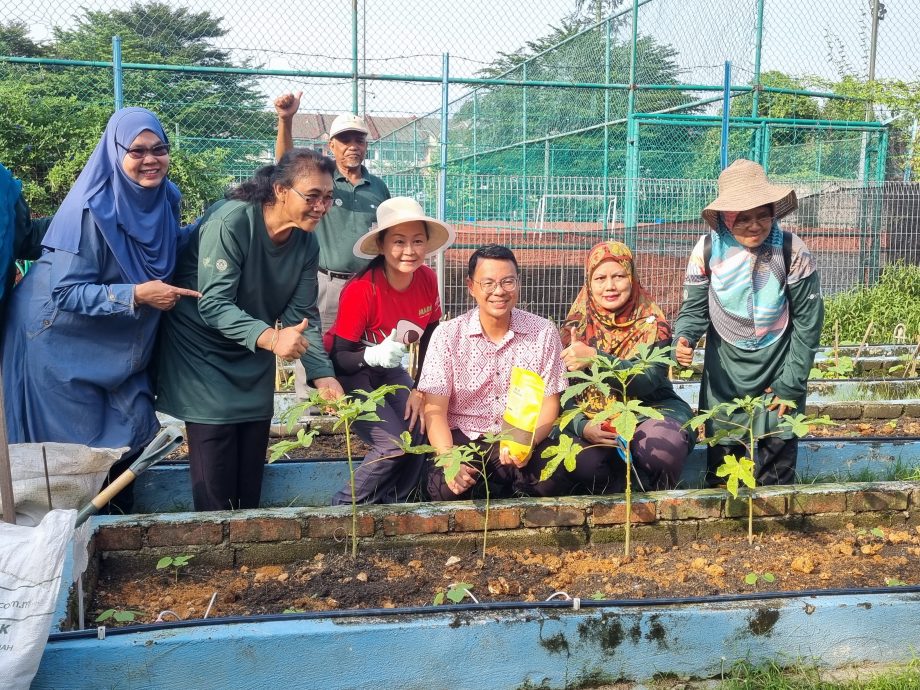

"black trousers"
[705,437,798,488]
[186,419,271,511]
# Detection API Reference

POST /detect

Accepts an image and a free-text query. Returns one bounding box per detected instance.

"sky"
[7,0,919,119]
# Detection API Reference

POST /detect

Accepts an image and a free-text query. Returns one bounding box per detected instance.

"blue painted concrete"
[132,439,920,512]
[35,591,920,689]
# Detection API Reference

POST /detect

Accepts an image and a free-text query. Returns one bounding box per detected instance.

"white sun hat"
[328,113,370,139]
[353,197,456,259]
[701,158,798,230]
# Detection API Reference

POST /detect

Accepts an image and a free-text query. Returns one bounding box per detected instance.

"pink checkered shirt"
[417,307,566,438]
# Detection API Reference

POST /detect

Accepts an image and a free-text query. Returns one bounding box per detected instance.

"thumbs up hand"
[363,328,407,368]
[674,336,694,367]
[562,326,596,372]
[273,318,310,360]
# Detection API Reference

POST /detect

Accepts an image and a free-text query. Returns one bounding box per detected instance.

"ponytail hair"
[229,148,336,205]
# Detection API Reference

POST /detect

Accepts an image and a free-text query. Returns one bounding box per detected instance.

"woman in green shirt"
[673,159,824,487]
[157,150,344,511]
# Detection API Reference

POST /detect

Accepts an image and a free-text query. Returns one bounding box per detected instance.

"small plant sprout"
[156,554,194,584]
[542,343,674,558]
[687,394,836,545]
[433,582,477,605]
[744,572,776,586]
[272,384,406,558]
[283,606,306,614]
[397,431,509,561]
[95,608,144,623]
[885,578,907,587]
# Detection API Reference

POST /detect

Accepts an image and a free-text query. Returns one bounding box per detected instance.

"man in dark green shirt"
[274,93,391,398]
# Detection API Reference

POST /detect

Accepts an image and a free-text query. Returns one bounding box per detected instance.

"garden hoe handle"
[75,426,184,526]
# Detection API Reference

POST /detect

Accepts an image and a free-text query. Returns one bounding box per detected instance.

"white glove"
[363,329,407,368]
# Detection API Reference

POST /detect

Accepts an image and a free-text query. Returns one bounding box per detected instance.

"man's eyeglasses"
[289,187,333,208]
[471,276,519,294]
[117,142,171,159]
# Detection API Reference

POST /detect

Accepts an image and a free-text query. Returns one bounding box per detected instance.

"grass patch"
[719,660,920,689]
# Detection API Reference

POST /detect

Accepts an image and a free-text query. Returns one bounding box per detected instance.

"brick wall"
[92,481,920,570]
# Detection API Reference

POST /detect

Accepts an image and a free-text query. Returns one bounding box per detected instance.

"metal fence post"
[603,17,611,230]
[436,53,449,306]
[521,61,528,230]
[112,35,123,111]
[624,116,639,247]
[351,0,359,114]
[720,61,731,169]
[750,0,765,158]
[623,0,640,247]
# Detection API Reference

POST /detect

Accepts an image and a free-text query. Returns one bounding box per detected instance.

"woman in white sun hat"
[673,159,824,487]
[324,196,455,504]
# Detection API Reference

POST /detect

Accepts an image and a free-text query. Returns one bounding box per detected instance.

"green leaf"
[762,573,776,583]
[113,610,139,622]
[885,578,907,587]
[95,609,116,622]
[679,368,694,379]
[433,592,445,605]
[870,527,885,539]
[156,556,173,570]
[539,435,582,481]
[556,407,583,432]
[591,591,605,600]
[685,410,714,431]
[446,583,474,603]
[615,410,638,443]
[744,572,758,585]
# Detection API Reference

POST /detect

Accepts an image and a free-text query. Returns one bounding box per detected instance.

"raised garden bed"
[35,479,920,689]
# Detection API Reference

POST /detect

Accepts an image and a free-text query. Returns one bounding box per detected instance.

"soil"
[89,522,920,626]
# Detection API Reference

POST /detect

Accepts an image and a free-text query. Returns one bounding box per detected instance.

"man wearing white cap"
[275,92,391,398]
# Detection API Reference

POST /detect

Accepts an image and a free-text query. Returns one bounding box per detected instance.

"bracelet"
[269,327,279,353]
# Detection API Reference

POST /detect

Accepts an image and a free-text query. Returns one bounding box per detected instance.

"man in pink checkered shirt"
[418,244,566,500]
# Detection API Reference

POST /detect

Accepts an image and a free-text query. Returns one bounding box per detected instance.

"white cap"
[328,113,370,139]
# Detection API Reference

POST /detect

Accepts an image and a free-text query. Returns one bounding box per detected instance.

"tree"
[48,2,272,141]
[0,4,267,216]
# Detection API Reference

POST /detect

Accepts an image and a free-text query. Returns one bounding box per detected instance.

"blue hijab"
[1,163,23,305]
[42,107,181,284]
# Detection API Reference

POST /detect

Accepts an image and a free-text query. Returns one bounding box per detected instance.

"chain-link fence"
[3,0,919,318]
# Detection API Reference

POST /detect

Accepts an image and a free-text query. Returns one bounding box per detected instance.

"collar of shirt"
[334,165,370,186]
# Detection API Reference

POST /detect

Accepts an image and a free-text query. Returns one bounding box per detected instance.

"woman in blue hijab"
[2,107,200,456]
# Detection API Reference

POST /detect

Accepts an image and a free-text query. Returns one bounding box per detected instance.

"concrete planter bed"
[132,438,920,513]
[35,478,920,689]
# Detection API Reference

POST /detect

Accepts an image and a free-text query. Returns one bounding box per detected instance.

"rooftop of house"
[290,113,441,142]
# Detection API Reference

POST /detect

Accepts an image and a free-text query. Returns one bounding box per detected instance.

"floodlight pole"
[859,0,881,181]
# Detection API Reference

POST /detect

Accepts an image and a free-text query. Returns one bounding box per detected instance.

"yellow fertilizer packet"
[500,367,546,465]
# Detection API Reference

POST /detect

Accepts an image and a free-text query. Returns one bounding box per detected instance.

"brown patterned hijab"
[561,241,670,359]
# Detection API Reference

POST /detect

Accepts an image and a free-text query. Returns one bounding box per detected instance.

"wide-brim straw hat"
[353,197,456,259]
[701,159,798,230]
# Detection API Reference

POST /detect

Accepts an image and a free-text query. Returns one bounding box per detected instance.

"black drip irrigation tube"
[48,584,920,642]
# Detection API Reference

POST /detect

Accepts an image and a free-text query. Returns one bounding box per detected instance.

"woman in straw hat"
[673,159,824,486]
[324,196,455,504]
[525,240,693,496]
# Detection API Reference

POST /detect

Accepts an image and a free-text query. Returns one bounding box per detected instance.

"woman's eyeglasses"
[289,187,334,208]
[117,142,171,159]
[471,277,519,294]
